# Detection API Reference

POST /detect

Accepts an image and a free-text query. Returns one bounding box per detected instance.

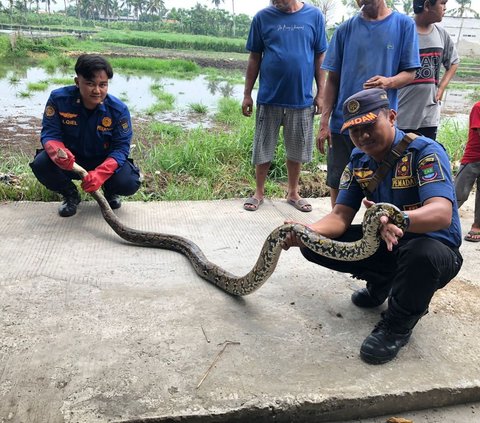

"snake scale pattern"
[71,161,407,296]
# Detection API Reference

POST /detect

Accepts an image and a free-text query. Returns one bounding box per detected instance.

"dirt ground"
[1,116,42,159]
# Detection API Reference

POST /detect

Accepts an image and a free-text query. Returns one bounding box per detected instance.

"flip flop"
[287,198,312,212]
[243,197,263,211]
[464,230,480,242]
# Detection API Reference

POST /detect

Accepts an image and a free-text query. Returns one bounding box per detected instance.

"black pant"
[30,150,141,196]
[300,225,463,314]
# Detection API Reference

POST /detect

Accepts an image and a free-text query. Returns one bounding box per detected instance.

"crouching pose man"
[30,54,141,217]
[283,88,462,364]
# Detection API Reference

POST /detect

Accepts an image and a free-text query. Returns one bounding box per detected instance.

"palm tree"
[211,0,223,7]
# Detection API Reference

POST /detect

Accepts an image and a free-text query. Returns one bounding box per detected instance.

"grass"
[27,81,49,91]
[188,103,208,114]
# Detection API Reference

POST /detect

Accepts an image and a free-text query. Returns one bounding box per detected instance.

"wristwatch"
[402,212,410,231]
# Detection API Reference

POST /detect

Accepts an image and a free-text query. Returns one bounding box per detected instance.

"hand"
[316,122,331,154]
[44,140,75,171]
[81,157,118,193]
[282,221,308,250]
[363,75,392,90]
[242,95,253,117]
[313,95,323,115]
[363,199,404,251]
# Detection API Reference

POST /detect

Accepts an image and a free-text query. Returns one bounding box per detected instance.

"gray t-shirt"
[397,23,459,130]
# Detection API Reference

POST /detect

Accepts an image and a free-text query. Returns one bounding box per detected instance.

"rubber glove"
[81,157,119,193]
[44,140,75,171]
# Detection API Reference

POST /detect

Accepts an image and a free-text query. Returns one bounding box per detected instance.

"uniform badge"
[119,118,130,133]
[44,105,55,118]
[347,100,360,114]
[417,153,445,186]
[339,167,353,190]
[102,117,112,128]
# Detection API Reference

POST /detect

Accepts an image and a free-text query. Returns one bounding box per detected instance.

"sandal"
[464,230,480,242]
[287,198,312,212]
[243,197,264,211]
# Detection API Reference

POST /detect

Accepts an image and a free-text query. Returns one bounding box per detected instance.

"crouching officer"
[30,54,141,217]
[283,88,463,364]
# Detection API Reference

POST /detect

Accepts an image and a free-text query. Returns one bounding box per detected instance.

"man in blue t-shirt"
[319,0,420,208]
[30,54,141,217]
[242,0,328,212]
[283,88,462,365]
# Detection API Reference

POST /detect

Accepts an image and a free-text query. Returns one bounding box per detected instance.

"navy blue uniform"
[301,129,463,314]
[31,86,140,196]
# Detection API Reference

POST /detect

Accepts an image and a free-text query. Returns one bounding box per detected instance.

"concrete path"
[1,195,479,422]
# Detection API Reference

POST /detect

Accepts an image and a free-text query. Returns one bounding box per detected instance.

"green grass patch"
[27,81,49,91]
[188,103,208,114]
[109,57,200,79]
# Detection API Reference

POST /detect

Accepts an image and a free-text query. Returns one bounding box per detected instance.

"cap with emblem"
[341,88,390,133]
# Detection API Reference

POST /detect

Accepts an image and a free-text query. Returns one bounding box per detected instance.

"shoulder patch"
[339,166,353,190]
[119,118,130,134]
[417,153,445,186]
[44,105,56,118]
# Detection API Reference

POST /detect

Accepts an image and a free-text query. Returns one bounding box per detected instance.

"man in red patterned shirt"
[455,101,480,241]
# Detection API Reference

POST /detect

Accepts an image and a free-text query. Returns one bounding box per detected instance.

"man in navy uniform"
[283,88,462,364]
[30,54,140,217]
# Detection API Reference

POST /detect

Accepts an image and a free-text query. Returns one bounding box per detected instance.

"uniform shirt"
[460,101,480,164]
[41,85,133,167]
[322,11,420,134]
[398,23,459,130]
[246,3,328,108]
[337,129,462,248]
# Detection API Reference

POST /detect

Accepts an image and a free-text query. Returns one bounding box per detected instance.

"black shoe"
[360,298,426,365]
[58,191,81,217]
[351,287,388,308]
[360,320,412,364]
[105,194,121,210]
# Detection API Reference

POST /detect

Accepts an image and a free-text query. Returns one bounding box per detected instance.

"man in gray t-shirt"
[397,0,459,140]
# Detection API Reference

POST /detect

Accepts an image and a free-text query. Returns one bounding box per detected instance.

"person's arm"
[282,203,356,250]
[372,197,453,251]
[436,63,459,102]
[316,70,339,153]
[363,69,416,90]
[41,97,76,170]
[313,51,326,115]
[242,52,262,117]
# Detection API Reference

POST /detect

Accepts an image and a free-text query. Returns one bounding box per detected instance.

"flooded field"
[0,66,252,124]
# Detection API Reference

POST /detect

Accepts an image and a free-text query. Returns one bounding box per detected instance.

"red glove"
[81,157,119,193]
[44,140,75,171]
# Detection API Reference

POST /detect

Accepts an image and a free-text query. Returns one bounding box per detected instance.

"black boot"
[351,271,391,308]
[104,192,121,210]
[360,298,427,365]
[58,188,81,217]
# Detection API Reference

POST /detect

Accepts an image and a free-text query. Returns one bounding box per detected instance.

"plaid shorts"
[252,105,315,165]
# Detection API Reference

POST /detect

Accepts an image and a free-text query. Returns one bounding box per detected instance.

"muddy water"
[0,67,253,127]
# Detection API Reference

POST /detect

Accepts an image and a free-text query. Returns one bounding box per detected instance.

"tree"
[447,0,479,18]
[211,0,223,7]
[306,0,336,26]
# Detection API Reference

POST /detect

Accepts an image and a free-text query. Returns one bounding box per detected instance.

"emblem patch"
[417,153,445,186]
[102,117,112,127]
[347,99,360,114]
[44,105,55,118]
[119,118,130,133]
[59,112,78,119]
[392,153,417,189]
[339,167,353,190]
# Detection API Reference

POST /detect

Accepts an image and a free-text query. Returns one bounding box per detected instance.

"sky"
[163,0,480,23]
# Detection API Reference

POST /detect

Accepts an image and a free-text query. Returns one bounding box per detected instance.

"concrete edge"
[119,386,480,423]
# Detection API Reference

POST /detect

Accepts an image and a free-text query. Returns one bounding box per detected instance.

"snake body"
[69,159,407,296]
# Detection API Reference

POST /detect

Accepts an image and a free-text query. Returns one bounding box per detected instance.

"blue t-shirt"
[41,85,133,167]
[322,11,420,133]
[337,129,462,248]
[246,3,328,108]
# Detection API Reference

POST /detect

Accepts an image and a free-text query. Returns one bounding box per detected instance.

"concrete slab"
[1,195,480,422]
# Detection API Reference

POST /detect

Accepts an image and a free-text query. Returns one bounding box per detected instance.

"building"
[442,16,480,56]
